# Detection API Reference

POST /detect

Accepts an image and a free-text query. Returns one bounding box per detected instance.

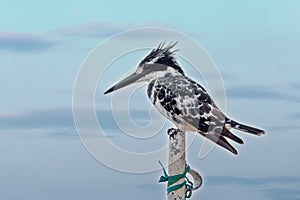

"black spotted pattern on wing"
[158,85,180,114]
[148,74,225,133]
[147,81,182,124]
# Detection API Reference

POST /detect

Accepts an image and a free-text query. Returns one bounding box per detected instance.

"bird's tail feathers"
[205,134,238,155]
[221,128,244,144]
[225,118,265,136]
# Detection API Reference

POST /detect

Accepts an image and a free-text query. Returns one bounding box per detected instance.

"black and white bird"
[104,42,265,155]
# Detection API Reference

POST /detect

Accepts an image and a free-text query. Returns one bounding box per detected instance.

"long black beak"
[104,72,143,95]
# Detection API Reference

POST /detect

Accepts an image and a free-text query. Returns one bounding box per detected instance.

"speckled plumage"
[105,42,265,154]
[147,73,223,133]
[147,72,242,154]
[143,43,265,155]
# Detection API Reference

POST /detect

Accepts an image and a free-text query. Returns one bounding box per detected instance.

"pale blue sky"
[1,1,300,200]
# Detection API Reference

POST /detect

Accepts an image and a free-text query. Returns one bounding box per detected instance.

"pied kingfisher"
[104,42,265,154]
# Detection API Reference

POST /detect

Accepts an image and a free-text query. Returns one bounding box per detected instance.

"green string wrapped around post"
[158,161,194,199]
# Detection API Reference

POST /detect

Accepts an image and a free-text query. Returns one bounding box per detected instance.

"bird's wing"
[153,75,225,133]
[150,75,237,154]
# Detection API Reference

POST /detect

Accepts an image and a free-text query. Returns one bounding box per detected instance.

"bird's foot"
[167,128,178,140]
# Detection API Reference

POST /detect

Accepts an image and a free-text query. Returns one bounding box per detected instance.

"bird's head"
[104,42,184,94]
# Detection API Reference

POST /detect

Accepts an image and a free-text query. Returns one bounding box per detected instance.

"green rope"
[158,161,194,199]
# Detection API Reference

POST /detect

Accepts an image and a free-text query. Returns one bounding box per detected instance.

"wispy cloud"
[0,32,56,52]
[0,22,173,53]
[0,107,121,139]
[289,112,300,120]
[227,85,300,102]
[206,176,300,200]
[266,124,300,133]
[53,21,172,38]
[261,188,300,200]
[205,176,300,186]
[54,22,126,38]
[289,82,300,90]
[0,108,74,130]
[0,107,154,132]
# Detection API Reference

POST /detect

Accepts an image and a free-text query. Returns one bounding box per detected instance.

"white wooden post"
[166,129,202,200]
[168,129,186,200]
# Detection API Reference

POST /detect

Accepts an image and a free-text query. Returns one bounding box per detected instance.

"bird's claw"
[167,128,178,140]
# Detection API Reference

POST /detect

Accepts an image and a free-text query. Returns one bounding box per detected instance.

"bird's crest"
[140,42,184,75]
